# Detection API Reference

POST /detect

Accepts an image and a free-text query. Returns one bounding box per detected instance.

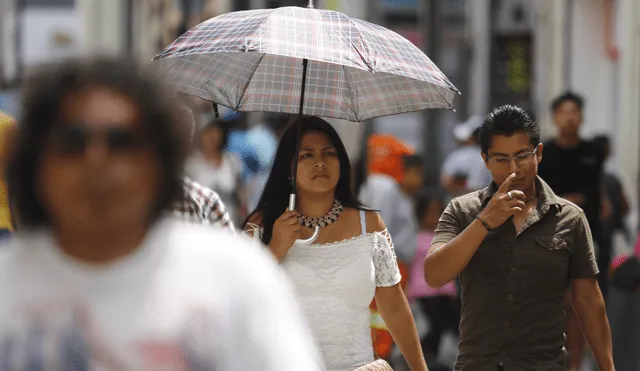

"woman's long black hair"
[243,116,367,245]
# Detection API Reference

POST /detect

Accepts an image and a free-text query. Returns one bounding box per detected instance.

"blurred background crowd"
[1,0,640,370]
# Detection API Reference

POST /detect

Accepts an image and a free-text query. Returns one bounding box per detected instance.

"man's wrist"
[475,215,494,231]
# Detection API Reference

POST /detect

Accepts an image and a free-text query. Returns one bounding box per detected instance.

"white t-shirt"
[0,219,322,371]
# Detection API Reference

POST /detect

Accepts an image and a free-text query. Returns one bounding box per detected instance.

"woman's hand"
[269,209,302,262]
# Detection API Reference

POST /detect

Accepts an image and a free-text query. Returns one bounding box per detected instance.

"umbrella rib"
[341,65,358,122]
[234,53,267,111]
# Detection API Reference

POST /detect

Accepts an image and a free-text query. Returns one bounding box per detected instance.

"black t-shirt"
[538,140,605,236]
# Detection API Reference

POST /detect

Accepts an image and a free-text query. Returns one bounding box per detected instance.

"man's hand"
[478,173,525,229]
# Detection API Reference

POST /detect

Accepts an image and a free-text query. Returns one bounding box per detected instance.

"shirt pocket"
[531,233,571,282]
[536,234,569,251]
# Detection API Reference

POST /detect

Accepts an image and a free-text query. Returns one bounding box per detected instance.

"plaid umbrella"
[153,5,459,122]
[153,3,459,244]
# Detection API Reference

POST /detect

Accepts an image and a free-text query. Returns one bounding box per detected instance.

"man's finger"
[498,173,517,192]
[508,190,526,200]
[508,199,526,209]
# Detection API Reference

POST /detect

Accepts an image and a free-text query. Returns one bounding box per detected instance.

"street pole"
[420,0,442,187]
[179,0,192,36]
[125,0,134,55]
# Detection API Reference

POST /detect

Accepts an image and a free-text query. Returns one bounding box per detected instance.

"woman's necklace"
[298,200,343,228]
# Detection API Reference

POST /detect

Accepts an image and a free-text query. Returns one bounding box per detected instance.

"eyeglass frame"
[485,144,541,166]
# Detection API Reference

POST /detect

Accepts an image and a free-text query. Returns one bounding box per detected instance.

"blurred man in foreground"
[0,58,321,370]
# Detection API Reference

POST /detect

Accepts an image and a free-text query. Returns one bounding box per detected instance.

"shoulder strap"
[359,210,367,236]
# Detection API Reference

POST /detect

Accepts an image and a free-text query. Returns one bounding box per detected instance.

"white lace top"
[246,210,401,371]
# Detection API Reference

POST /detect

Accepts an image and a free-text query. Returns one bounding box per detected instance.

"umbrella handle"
[289,194,319,245]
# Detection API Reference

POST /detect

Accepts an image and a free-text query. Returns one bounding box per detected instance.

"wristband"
[475,216,493,231]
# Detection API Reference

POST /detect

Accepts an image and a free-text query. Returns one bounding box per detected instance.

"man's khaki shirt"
[431,177,599,371]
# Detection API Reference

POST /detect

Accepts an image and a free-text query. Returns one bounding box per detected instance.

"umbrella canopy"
[153,6,459,122]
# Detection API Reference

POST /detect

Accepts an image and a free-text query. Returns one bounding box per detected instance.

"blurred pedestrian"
[406,190,459,368]
[424,105,613,371]
[358,135,420,363]
[243,117,427,371]
[186,118,244,225]
[0,58,321,371]
[537,92,608,370]
[440,115,492,201]
[169,104,234,231]
[0,111,16,236]
[592,135,631,249]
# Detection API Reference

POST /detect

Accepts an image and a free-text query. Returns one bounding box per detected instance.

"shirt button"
[511,267,516,272]
[507,294,513,300]
[549,242,554,248]
[504,321,509,326]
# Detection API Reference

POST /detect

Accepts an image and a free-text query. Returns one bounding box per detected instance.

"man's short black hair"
[550,91,584,113]
[479,105,540,154]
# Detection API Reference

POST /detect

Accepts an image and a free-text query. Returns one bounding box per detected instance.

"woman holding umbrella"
[243,116,427,371]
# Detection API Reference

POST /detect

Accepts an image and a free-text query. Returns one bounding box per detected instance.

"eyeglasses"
[486,147,539,167]
[49,125,146,156]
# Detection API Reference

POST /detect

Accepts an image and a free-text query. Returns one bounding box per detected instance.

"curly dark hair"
[6,57,188,229]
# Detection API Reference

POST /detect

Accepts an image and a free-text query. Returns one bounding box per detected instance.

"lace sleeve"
[242,223,263,242]
[372,229,401,287]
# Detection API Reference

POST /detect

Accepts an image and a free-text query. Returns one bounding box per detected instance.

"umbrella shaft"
[292,58,308,195]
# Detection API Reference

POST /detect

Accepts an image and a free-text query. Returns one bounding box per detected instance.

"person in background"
[0,58,321,370]
[406,190,459,369]
[0,111,16,236]
[592,135,631,249]
[186,118,244,225]
[169,104,234,232]
[537,92,607,371]
[441,115,492,200]
[358,135,420,363]
[424,105,613,371]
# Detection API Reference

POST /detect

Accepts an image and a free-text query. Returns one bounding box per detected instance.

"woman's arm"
[367,212,428,371]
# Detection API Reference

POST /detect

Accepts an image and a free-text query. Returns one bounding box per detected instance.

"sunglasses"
[49,125,147,155]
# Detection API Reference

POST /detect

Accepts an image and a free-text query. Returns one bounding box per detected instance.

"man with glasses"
[424,105,613,371]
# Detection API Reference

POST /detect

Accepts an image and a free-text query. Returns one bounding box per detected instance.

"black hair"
[550,91,584,113]
[243,116,367,245]
[479,105,540,154]
[414,189,443,224]
[403,154,424,169]
[201,118,230,149]
[592,135,610,156]
[6,57,187,229]
[592,135,610,149]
